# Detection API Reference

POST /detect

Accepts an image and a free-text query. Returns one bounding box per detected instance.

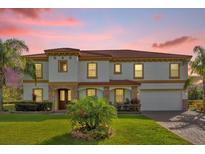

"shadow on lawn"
[40,133,100,145]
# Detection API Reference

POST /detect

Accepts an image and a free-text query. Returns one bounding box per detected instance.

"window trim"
[87,62,98,79]
[169,63,180,79]
[114,63,122,74]
[86,88,97,97]
[35,63,43,79]
[58,60,68,73]
[114,88,125,104]
[32,88,43,102]
[133,63,144,79]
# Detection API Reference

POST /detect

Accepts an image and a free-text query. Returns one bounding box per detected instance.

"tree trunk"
[0,69,3,111]
[203,67,205,113]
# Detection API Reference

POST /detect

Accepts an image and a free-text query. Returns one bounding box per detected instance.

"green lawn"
[0,114,190,145]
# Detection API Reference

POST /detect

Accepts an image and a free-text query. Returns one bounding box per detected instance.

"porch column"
[71,86,78,100]
[131,86,139,99]
[103,86,110,102]
[48,85,58,111]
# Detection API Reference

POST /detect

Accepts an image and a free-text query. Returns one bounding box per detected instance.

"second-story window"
[87,62,97,78]
[59,60,68,72]
[35,63,42,79]
[114,63,122,74]
[170,63,180,79]
[134,63,144,79]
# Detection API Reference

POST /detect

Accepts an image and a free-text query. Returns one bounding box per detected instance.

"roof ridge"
[23,53,46,56]
[127,49,192,57]
[81,50,112,57]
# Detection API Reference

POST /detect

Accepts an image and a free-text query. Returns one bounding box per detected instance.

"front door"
[58,89,68,110]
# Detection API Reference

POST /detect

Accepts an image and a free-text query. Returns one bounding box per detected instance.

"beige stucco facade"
[23,49,190,111]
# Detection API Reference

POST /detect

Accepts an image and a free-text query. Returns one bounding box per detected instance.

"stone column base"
[182,99,188,111]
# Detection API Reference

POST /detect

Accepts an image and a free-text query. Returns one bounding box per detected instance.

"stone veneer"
[131,86,139,99]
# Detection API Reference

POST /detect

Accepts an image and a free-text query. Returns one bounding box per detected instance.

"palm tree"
[190,46,205,112]
[0,38,36,111]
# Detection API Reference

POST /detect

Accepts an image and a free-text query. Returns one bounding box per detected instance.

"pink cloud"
[0,8,51,19]
[23,17,82,27]
[152,36,197,48]
[0,23,29,36]
[1,17,82,28]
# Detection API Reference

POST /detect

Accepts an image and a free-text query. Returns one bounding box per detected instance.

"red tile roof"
[24,48,192,60]
[81,49,192,59]
[24,53,47,58]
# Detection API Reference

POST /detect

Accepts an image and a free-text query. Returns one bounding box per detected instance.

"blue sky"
[0,8,205,55]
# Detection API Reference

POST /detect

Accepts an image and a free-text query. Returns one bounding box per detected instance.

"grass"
[0,114,190,145]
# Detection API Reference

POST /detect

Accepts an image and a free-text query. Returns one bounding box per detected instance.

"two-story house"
[23,48,192,111]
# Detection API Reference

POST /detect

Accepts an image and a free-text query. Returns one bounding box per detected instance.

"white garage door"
[140,90,182,111]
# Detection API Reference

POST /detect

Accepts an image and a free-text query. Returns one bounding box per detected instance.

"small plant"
[67,96,117,140]
[188,86,203,100]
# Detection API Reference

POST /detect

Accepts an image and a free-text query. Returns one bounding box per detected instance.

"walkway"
[143,111,205,145]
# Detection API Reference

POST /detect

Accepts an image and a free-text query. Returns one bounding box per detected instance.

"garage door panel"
[140,90,182,111]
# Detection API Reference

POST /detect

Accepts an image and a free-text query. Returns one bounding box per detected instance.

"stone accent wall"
[131,86,139,99]
[103,86,110,101]
[182,99,188,111]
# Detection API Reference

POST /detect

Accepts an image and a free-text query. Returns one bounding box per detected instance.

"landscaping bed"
[188,100,204,112]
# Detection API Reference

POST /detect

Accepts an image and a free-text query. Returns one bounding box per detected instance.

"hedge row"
[3,101,53,112]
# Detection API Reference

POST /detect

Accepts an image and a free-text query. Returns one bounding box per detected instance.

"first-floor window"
[115,88,124,103]
[33,88,43,102]
[68,90,72,101]
[86,88,97,97]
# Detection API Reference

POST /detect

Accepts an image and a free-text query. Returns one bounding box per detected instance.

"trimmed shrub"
[67,97,117,140]
[3,104,15,112]
[15,101,52,111]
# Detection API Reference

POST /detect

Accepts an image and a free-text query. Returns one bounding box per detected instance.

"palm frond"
[5,38,29,53]
[184,76,194,90]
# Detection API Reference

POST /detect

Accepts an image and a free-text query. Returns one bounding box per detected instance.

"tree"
[190,46,205,112]
[0,38,36,111]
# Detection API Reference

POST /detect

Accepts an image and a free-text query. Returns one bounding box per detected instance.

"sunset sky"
[0,8,205,55]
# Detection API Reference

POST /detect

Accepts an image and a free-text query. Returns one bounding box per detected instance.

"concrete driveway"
[143,111,205,145]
